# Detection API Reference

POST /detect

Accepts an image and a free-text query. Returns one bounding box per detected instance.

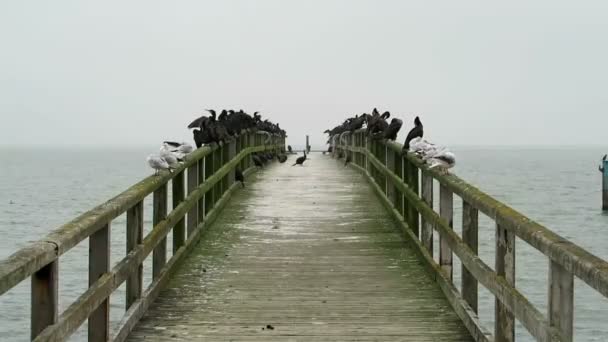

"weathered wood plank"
[152,183,167,280]
[421,171,433,254]
[439,184,453,280]
[462,200,479,313]
[88,223,110,342]
[31,260,58,340]
[385,145,396,205]
[187,163,199,237]
[127,155,473,342]
[495,222,515,342]
[126,201,144,310]
[548,260,573,342]
[172,171,185,253]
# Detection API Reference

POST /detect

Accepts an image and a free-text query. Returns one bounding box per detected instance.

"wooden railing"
[0,131,284,342]
[333,130,608,342]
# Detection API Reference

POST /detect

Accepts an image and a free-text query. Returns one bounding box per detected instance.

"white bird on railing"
[147,154,171,175]
[428,150,456,174]
[159,148,181,168]
[162,142,193,160]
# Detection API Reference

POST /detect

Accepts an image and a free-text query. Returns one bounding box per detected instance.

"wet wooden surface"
[127,153,472,341]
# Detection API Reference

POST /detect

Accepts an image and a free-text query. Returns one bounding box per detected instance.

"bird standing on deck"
[293,152,307,166]
[235,168,245,187]
[252,154,264,168]
[403,116,423,152]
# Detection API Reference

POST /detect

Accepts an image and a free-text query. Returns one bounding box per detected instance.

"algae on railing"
[0,131,284,342]
[333,130,608,342]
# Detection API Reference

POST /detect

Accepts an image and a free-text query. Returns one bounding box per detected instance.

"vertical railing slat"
[88,223,110,342]
[187,163,199,237]
[439,184,453,280]
[152,183,168,279]
[408,162,420,236]
[495,222,515,342]
[462,200,479,313]
[172,171,185,253]
[421,171,433,254]
[548,260,574,342]
[31,260,58,340]
[126,201,143,310]
[385,145,396,205]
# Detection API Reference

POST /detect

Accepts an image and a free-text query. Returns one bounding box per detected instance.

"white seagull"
[147,154,171,175]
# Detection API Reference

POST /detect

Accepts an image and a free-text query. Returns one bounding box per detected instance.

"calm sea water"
[1,146,607,341]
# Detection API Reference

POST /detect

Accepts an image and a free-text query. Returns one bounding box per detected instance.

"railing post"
[31,260,58,340]
[187,163,199,237]
[385,145,396,204]
[152,183,167,279]
[172,171,185,253]
[603,159,608,210]
[198,158,205,223]
[548,260,574,342]
[495,222,515,342]
[439,184,453,280]
[126,201,143,310]
[228,139,236,187]
[88,223,109,342]
[421,171,433,254]
[462,201,479,313]
[408,162,420,236]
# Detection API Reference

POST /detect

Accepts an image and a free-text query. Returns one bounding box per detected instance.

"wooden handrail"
[0,131,285,342]
[333,130,607,342]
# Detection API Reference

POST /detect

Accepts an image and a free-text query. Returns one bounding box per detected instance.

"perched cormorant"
[235,168,245,187]
[287,145,293,153]
[278,154,288,163]
[383,118,403,141]
[292,152,307,166]
[403,116,423,151]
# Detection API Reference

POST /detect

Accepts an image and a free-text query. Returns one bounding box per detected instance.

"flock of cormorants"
[325,109,455,172]
[188,109,286,147]
[147,110,297,180]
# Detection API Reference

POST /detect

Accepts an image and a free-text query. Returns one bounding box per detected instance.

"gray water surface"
[1,147,607,341]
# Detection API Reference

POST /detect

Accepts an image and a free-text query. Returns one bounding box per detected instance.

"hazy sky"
[1,1,607,147]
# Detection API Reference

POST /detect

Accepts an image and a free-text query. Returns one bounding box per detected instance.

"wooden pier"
[1,129,608,341]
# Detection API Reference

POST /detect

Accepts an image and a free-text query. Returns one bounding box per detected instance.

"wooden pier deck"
[127,155,472,341]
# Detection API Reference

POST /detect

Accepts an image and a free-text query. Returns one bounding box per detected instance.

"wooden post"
[421,171,433,254]
[408,162,420,236]
[88,223,110,341]
[31,260,58,340]
[603,160,608,210]
[198,159,205,223]
[385,146,396,205]
[126,201,143,310]
[439,184,453,280]
[462,201,479,313]
[306,135,310,153]
[187,163,199,237]
[548,260,574,342]
[152,184,167,280]
[495,222,515,342]
[228,140,236,187]
[172,171,185,253]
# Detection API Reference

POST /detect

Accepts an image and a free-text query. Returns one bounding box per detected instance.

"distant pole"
[306,135,310,153]
[603,159,608,210]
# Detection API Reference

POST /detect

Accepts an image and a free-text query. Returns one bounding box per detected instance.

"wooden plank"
[385,146,396,205]
[152,183,168,280]
[408,162,420,236]
[462,201,479,313]
[88,223,110,342]
[187,163,199,237]
[495,222,515,342]
[548,260,573,342]
[421,171,433,254]
[172,171,185,253]
[127,155,473,342]
[31,260,58,340]
[439,184,453,280]
[126,201,143,310]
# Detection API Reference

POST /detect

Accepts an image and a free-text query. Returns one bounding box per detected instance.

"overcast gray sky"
[1,1,607,148]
